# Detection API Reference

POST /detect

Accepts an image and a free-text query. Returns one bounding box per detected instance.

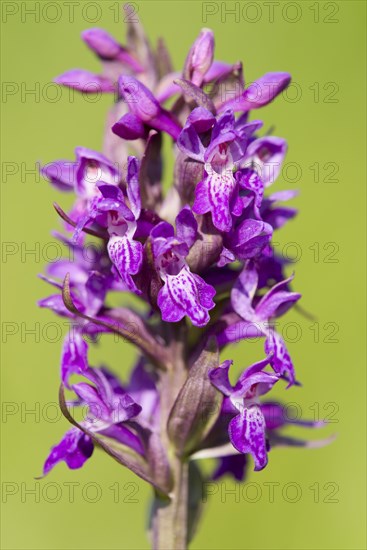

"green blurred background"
[1,1,366,548]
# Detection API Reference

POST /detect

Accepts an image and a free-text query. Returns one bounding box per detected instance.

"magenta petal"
[55,70,115,93]
[43,427,93,475]
[61,330,89,387]
[119,75,160,121]
[246,136,287,187]
[208,359,234,396]
[107,236,143,293]
[126,156,141,219]
[176,206,198,248]
[193,172,236,232]
[231,264,258,320]
[112,113,146,140]
[177,124,205,162]
[187,107,216,133]
[82,28,121,59]
[228,406,268,471]
[265,331,296,386]
[157,267,215,327]
[41,160,75,191]
[243,72,291,108]
[221,72,291,112]
[255,274,300,320]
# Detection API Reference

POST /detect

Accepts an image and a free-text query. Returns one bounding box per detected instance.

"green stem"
[151,460,189,550]
[151,321,189,550]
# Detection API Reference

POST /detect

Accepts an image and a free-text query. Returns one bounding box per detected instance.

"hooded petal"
[208,359,234,396]
[176,206,198,248]
[112,113,146,140]
[177,124,205,162]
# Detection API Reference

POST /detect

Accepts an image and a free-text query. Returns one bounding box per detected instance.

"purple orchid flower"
[150,208,216,327]
[229,262,301,385]
[39,17,331,548]
[43,366,143,475]
[209,356,279,470]
[72,156,143,294]
[177,107,263,232]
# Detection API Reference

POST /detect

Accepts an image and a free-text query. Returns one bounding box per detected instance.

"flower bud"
[184,28,214,86]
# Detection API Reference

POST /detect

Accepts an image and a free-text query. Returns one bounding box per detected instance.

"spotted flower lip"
[39,15,330,542]
[209,356,278,470]
[150,210,216,327]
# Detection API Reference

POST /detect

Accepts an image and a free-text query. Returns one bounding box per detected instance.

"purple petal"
[38,294,71,317]
[149,109,182,140]
[262,401,326,430]
[211,110,235,141]
[150,221,175,240]
[255,274,301,321]
[262,205,298,230]
[226,219,273,260]
[82,28,121,59]
[187,107,216,133]
[157,266,215,327]
[264,331,296,386]
[100,424,145,455]
[231,264,258,320]
[228,406,268,471]
[112,113,146,140]
[193,171,237,232]
[75,147,119,198]
[43,427,93,475]
[184,28,214,86]
[217,246,236,267]
[236,168,264,214]
[119,77,182,138]
[55,70,115,93]
[245,136,287,187]
[208,359,234,396]
[216,320,264,347]
[204,60,233,82]
[119,75,159,120]
[61,330,89,387]
[176,206,198,248]
[222,72,291,112]
[233,369,278,400]
[177,124,205,162]
[212,454,248,481]
[107,236,143,293]
[41,160,75,191]
[126,156,141,219]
